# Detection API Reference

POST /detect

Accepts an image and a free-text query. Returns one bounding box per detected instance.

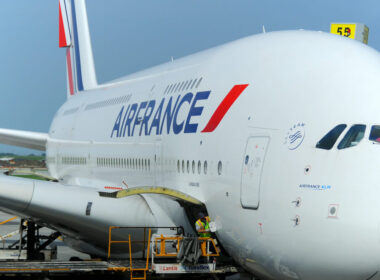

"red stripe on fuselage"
[104,186,123,190]
[66,49,74,95]
[201,84,249,133]
[58,3,67,48]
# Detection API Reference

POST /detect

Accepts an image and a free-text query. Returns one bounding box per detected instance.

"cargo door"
[240,136,270,209]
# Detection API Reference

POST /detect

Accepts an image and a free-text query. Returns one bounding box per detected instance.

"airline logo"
[110,84,248,138]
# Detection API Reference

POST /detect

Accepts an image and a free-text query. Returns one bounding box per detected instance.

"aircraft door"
[240,136,270,209]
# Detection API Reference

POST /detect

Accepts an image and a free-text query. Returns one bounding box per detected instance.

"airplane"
[0,0,379,279]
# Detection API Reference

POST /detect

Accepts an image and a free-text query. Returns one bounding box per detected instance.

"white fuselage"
[41,30,380,280]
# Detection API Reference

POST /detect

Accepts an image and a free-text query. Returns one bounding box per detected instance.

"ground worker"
[195,212,212,255]
[195,212,211,237]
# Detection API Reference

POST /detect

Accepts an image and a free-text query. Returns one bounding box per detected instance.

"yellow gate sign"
[330,23,369,44]
[330,23,356,39]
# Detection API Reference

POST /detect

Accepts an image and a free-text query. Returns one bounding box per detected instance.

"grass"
[12,174,49,181]
[0,153,45,161]
[11,155,45,161]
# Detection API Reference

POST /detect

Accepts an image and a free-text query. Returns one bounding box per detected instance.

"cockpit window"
[316,124,347,150]
[337,124,366,149]
[369,126,380,143]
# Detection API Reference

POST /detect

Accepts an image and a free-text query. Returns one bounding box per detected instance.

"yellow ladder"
[108,227,151,280]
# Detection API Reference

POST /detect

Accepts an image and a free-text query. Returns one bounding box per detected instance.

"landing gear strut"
[26,221,36,259]
[8,219,59,260]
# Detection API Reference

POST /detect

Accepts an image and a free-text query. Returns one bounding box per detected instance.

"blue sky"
[0,0,379,154]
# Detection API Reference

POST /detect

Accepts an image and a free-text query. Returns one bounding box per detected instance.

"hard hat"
[197,212,205,219]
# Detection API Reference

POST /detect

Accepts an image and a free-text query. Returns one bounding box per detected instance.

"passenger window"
[338,124,366,149]
[369,125,380,143]
[316,124,346,150]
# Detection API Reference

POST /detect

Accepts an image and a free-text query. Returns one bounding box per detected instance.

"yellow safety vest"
[195,216,211,238]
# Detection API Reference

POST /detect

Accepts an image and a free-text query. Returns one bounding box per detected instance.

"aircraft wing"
[0,128,47,151]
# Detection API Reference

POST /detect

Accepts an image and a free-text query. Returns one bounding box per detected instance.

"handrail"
[128,234,132,271]
[0,216,17,225]
[198,237,219,257]
[108,227,152,280]
[108,226,171,280]
[154,234,182,257]
[153,235,219,258]
[145,229,151,270]
[107,226,184,279]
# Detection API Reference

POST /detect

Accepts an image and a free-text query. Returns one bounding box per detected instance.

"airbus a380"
[0,1,380,279]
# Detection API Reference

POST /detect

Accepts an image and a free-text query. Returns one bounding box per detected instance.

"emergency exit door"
[240,136,270,209]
